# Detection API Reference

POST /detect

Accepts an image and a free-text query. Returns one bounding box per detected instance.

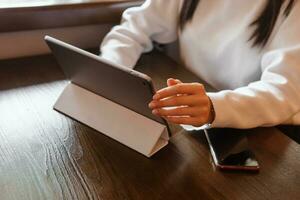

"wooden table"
[0,51,299,200]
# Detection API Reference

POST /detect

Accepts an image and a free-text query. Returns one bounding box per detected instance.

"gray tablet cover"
[45,36,166,125]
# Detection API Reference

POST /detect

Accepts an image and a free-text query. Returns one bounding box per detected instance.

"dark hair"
[180,0,295,47]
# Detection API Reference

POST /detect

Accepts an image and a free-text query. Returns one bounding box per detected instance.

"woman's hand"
[149,78,214,127]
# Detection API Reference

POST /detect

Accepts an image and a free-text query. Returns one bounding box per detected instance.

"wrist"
[207,97,215,124]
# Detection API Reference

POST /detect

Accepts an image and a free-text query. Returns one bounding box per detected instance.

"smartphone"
[204,128,259,171]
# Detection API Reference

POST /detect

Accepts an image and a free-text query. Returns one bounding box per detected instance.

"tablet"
[45,36,169,130]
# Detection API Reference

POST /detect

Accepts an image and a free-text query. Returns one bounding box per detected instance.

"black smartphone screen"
[204,128,259,171]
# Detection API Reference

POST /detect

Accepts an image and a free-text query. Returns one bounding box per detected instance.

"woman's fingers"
[152,106,206,117]
[149,81,213,127]
[163,116,206,127]
[153,83,205,100]
[167,78,182,86]
[167,78,187,98]
[149,94,208,108]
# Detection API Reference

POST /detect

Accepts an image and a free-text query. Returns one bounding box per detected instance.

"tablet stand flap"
[54,83,169,157]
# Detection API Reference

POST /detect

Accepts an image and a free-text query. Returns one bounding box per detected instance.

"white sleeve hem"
[207,92,229,128]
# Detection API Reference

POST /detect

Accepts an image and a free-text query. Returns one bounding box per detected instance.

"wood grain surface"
[0,51,299,200]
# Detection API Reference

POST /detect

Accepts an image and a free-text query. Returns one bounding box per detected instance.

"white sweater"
[100,0,300,129]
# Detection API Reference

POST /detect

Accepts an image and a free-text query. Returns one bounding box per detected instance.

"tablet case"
[54,83,169,157]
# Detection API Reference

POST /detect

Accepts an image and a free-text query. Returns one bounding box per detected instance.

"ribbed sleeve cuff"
[100,49,135,69]
[100,39,144,69]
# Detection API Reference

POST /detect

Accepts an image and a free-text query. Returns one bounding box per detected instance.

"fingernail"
[152,109,158,115]
[148,102,155,108]
[153,94,160,100]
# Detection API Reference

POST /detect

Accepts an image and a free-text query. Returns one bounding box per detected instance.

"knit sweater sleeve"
[100,0,182,68]
[208,2,300,128]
